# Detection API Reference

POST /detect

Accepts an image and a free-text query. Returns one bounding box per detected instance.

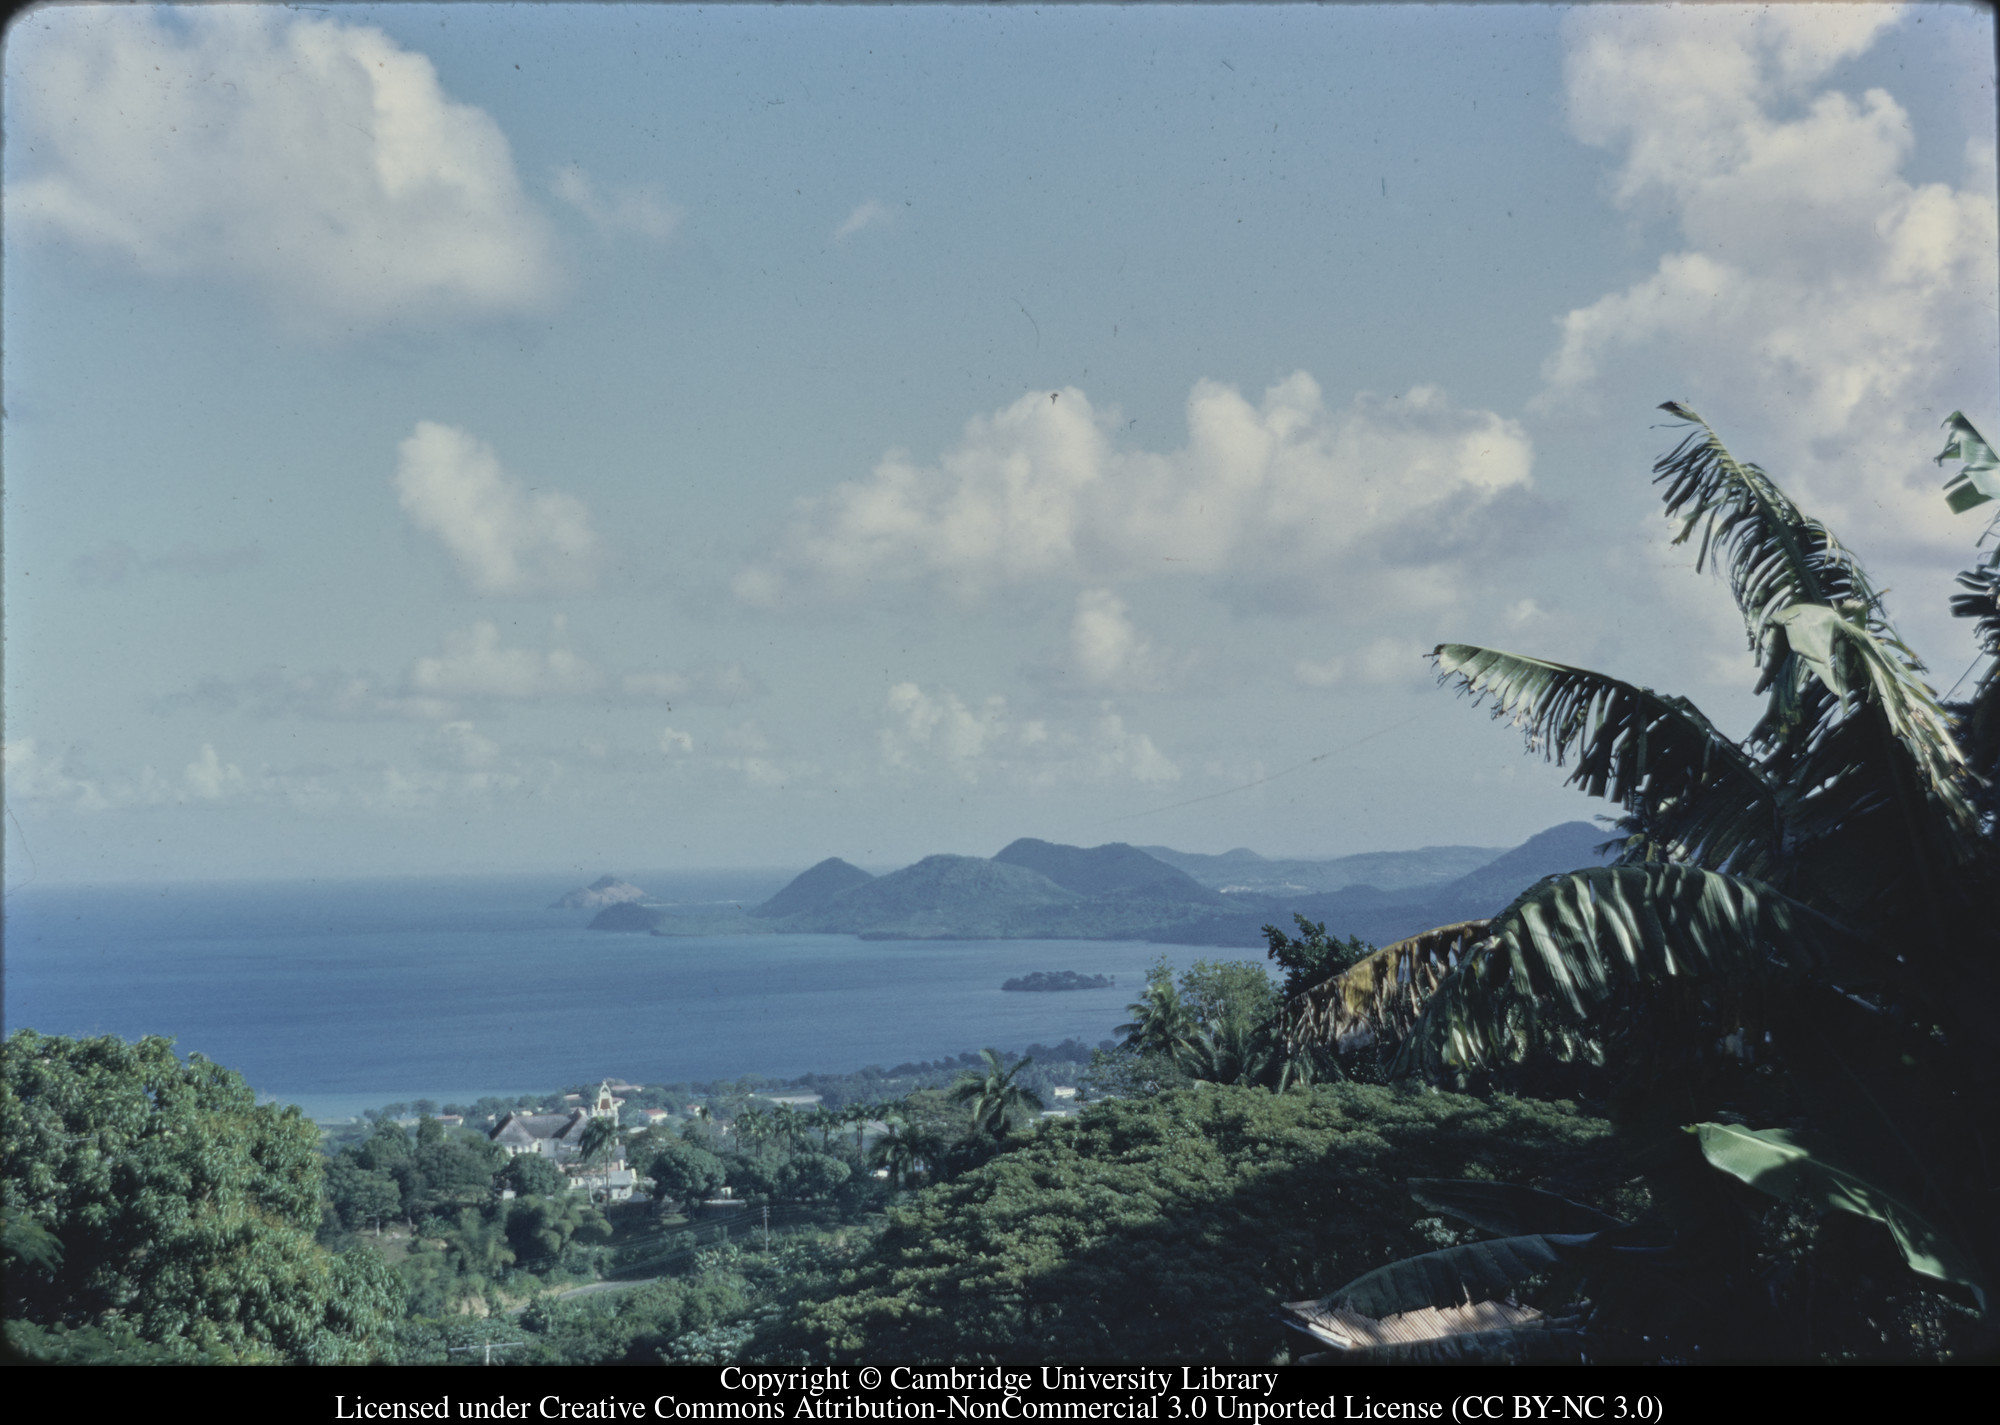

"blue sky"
[4,3,1995,884]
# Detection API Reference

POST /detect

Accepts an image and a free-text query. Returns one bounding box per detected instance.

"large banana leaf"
[1303,1233,1599,1320]
[1770,603,1983,855]
[1395,864,1873,1078]
[1432,644,1786,879]
[1653,405,1983,887]
[1296,1324,1592,1366]
[1284,1298,1584,1364]
[1935,411,2000,514]
[1654,402,1885,686]
[1408,1179,1627,1238]
[1941,414,2000,779]
[1694,1122,1989,1313]
[1953,566,2000,664]
[1281,920,1489,1056]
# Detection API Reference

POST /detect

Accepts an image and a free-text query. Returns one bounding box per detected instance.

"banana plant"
[1280,408,2000,1361]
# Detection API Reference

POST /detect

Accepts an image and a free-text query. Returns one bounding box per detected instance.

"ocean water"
[2,873,1229,1118]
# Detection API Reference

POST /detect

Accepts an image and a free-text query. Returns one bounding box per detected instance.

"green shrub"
[767,1082,1630,1363]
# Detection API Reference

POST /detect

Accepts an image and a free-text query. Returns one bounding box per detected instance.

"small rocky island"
[1001,970,1115,992]
[552,876,649,911]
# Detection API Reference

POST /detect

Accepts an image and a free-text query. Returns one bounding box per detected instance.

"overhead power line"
[1093,715,1422,827]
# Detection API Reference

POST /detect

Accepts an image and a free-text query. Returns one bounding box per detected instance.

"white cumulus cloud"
[5,7,557,332]
[738,375,1535,612]
[1067,589,1183,692]
[184,743,246,801]
[4,739,114,812]
[395,422,600,595]
[2,737,272,811]
[1541,4,1998,558]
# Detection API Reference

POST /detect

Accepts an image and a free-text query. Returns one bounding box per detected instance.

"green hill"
[786,855,1084,938]
[991,839,1220,903]
[751,857,876,919]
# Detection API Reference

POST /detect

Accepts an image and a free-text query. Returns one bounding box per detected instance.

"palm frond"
[1433,644,1786,878]
[1397,864,1872,1080]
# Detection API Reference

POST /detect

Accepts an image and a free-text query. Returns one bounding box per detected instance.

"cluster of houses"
[487,1080,645,1203]
[473,1074,1088,1208]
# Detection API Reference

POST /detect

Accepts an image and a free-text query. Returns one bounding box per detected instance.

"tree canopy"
[2,1031,401,1363]
[765,1082,1627,1363]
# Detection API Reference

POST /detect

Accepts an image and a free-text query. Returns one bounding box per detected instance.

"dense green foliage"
[764,1082,1628,1363]
[497,1150,569,1200]
[643,1138,729,1211]
[1095,957,1302,1093]
[1263,915,1375,997]
[322,1115,509,1230]
[2,1031,402,1363]
[511,1266,753,1364]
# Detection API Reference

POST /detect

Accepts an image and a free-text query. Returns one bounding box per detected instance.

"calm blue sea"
[2,872,1227,1118]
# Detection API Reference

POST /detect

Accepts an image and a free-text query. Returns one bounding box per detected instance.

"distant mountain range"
[569,821,1616,950]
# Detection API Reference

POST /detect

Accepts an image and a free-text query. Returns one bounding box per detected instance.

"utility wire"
[1092,715,1422,827]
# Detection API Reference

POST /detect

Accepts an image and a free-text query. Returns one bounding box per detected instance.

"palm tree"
[1114,971,1202,1067]
[845,1102,877,1164]
[950,1049,1045,1140]
[733,1102,770,1153]
[1184,1015,1278,1088]
[1279,406,1999,1361]
[867,1114,919,1189]
[576,1116,618,1167]
[807,1104,840,1153]
[571,1116,622,1205]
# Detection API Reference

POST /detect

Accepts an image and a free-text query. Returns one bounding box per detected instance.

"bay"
[2,873,1227,1118]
